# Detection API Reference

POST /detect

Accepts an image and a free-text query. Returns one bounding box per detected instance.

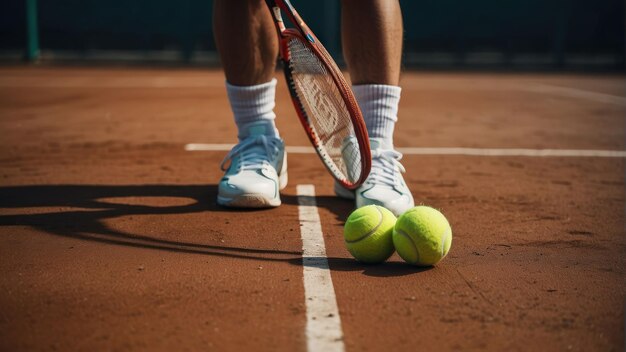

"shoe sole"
[217,194,281,208]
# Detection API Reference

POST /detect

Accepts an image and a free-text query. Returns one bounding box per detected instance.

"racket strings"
[286,37,363,183]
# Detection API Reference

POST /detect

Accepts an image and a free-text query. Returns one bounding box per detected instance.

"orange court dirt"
[0,66,624,351]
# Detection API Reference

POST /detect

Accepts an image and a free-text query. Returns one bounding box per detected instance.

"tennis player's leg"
[338,0,414,216]
[213,0,287,208]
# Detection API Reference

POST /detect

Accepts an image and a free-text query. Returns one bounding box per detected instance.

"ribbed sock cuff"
[352,84,401,149]
[226,78,279,140]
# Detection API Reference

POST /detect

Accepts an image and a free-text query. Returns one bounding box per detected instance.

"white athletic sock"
[352,84,401,150]
[226,78,279,141]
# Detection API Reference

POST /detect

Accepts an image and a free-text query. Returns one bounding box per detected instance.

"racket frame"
[265,0,371,190]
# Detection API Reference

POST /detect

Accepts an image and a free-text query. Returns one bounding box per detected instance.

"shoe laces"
[367,149,406,187]
[220,135,281,172]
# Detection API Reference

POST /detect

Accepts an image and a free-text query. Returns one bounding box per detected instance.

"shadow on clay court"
[288,257,432,277]
[281,193,354,225]
[0,184,428,277]
[0,184,300,259]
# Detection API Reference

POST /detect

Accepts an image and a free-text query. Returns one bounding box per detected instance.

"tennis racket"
[265,0,371,190]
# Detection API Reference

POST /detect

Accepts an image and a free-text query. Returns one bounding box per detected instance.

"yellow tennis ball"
[393,206,452,266]
[344,205,397,264]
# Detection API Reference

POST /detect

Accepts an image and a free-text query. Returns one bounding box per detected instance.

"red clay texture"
[0,66,624,351]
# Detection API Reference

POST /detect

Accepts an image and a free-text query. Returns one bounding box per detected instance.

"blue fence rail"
[1,0,624,69]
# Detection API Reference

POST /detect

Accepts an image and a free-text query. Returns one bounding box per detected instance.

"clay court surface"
[0,66,624,351]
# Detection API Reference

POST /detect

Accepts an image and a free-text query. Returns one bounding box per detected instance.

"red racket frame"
[265,0,371,190]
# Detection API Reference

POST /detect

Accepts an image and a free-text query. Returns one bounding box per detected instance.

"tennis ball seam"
[394,227,420,264]
[440,226,452,257]
[344,206,384,244]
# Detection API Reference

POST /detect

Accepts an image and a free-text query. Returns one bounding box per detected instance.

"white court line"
[297,185,345,352]
[522,83,626,106]
[185,143,626,158]
[396,147,626,158]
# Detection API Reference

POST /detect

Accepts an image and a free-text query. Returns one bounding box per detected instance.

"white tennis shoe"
[335,138,414,216]
[218,122,287,208]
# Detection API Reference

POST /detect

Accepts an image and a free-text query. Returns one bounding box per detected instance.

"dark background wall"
[1,0,624,69]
